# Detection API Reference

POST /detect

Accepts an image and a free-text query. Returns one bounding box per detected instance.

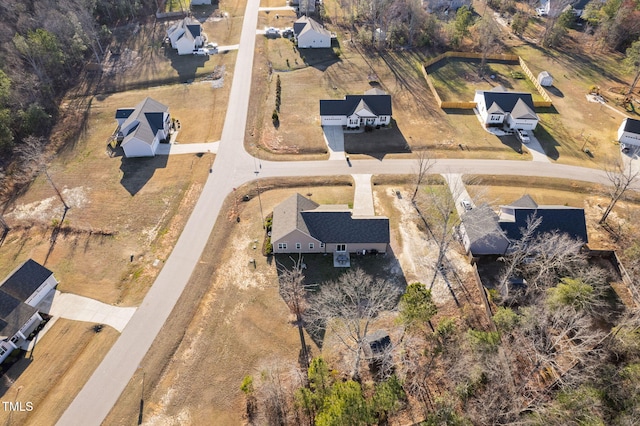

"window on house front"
[278,243,287,250]
[336,244,347,252]
[320,243,325,248]
[296,243,301,249]
[309,243,315,249]
[0,349,5,356]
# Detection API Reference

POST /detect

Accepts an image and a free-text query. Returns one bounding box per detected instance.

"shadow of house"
[298,48,341,71]
[165,47,210,83]
[531,123,560,160]
[119,155,169,196]
[344,120,411,160]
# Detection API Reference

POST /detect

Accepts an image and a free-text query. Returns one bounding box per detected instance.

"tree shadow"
[344,121,411,160]
[119,155,169,196]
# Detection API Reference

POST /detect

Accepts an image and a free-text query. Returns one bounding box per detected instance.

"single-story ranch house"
[115,97,171,158]
[0,259,58,364]
[320,89,392,128]
[271,194,390,254]
[618,117,640,147]
[474,86,539,130]
[460,195,588,257]
[293,16,331,48]
[167,17,204,55]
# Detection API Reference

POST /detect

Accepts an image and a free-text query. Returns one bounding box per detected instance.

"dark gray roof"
[187,24,201,38]
[272,193,389,245]
[115,108,134,119]
[478,90,536,115]
[0,259,53,302]
[301,211,390,244]
[622,118,640,134]
[0,292,38,339]
[320,95,392,117]
[499,196,588,243]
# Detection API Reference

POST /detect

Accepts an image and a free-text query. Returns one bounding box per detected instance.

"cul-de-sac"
[1,0,640,424]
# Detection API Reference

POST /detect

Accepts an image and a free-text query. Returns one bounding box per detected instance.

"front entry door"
[336,244,347,252]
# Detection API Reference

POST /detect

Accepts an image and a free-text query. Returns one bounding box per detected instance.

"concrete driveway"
[525,133,550,163]
[442,173,475,217]
[156,141,219,155]
[352,174,374,216]
[322,125,346,160]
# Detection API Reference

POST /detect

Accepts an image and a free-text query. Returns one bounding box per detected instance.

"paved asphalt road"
[57,0,623,423]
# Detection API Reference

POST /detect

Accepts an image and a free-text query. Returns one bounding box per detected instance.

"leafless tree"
[254,359,305,426]
[304,268,402,380]
[474,15,500,78]
[411,150,433,202]
[540,0,572,48]
[600,160,640,225]
[278,255,311,370]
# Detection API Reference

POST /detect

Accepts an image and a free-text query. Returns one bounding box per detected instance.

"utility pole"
[255,171,265,228]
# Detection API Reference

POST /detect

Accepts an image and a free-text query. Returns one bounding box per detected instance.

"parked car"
[460,199,473,211]
[621,143,630,153]
[193,48,209,56]
[282,27,294,38]
[517,129,530,144]
[206,42,218,49]
[265,27,279,36]
[536,8,548,16]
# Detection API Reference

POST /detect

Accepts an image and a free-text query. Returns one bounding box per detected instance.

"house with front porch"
[474,86,539,130]
[271,194,389,255]
[320,89,392,129]
[115,97,171,157]
[0,259,58,364]
[167,17,205,55]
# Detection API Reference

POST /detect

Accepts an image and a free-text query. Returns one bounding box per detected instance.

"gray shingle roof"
[272,193,390,245]
[271,194,319,243]
[478,90,536,116]
[499,195,588,243]
[0,259,53,302]
[0,292,38,340]
[293,16,331,37]
[622,118,640,134]
[320,94,392,117]
[301,211,390,244]
[461,203,508,245]
[120,97,169,147]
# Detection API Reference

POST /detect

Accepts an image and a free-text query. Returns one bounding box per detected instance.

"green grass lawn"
[166,0,190,12]
[428,58,545,102]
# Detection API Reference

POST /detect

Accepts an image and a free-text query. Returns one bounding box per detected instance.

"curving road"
[57,0,616,424]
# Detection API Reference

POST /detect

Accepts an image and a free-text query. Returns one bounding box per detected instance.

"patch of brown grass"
[1,319,119,426]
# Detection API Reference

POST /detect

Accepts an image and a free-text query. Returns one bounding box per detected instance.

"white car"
[206,42,218,49]
[193,48,209,56]
[460,200,473,211]
[536,8,548,16]
[517,129,530,144]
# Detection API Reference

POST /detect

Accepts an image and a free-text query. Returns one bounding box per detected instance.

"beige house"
[271,194,389,255]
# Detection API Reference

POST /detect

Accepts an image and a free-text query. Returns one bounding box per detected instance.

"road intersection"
[58,0,617,423]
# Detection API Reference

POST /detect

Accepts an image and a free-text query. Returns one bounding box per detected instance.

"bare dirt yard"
[0,319,119,426]
[103,177,489,425]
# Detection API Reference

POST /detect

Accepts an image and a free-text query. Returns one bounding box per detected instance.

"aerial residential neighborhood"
[0,0,640,424]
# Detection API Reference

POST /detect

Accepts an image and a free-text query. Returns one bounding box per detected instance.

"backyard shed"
[537,71,553,87]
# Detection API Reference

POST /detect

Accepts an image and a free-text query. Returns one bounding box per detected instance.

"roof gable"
[509,194,538,208]
[510,98,538,120]
[294,16,330,37]
[120,97,169,147]
[320,94,392,117]
[271,193,319,243]
[486,102,505,114]
[479,90,536,115]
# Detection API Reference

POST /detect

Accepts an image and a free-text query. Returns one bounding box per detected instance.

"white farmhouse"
[293,16,331,48]
[0,259,58,364]
[115,97,171,158]
[320,89,392,128]
[474,86,539,130]
[618,118,640,147]
[167,17,204,55]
